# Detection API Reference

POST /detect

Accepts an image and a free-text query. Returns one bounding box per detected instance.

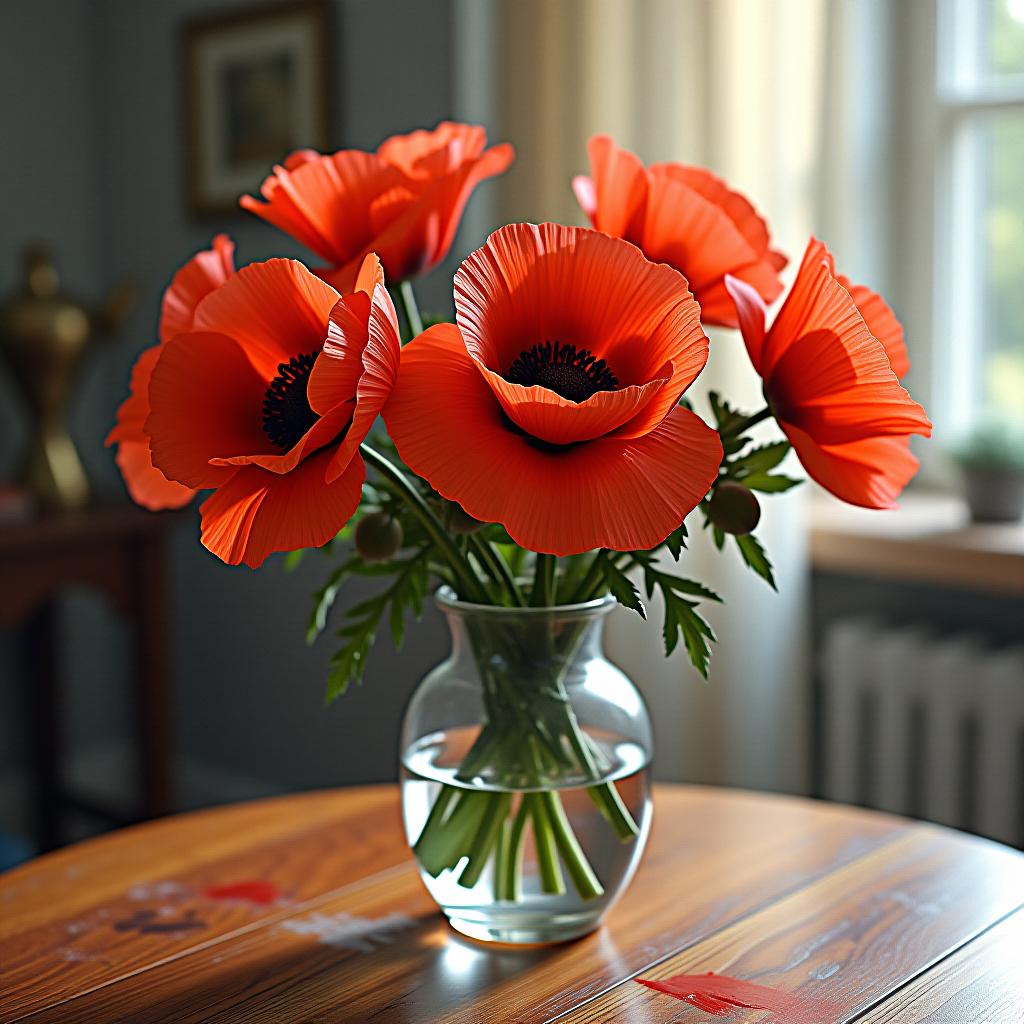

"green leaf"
[325,629,375,702]
[307,558,361,644]
[323,549,430,702]
[732,441,789,476]
[659,588,717,677]
[600,557,646,619]
[742,472,802,494]
[284,549,306,572]
[708,391,750,435]
[735,533,777,590]
[640,563,722,604]
[675,601,718,679]
[629,561,720,676]
[664,523,688,560]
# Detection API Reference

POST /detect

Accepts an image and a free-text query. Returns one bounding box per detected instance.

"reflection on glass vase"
[400,587,653,945]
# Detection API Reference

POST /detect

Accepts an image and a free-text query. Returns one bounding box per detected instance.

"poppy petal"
[356,143,515,284]
[107,345,197,509]
[192,259,340,380]
[476,366,670,445]
[159,234,235,343]
[207,400,353,475]
[146,330,269,488]
[649,162,784,281]
[384,323,722,555]
[455,223,706,390]
[241,151,399,266]
[306,292,373,416]
[324,282,401,482]
[199,447,365,569]
[639,173,760,295]
[785,425,919,509]
[839,277,909,379]
[762,239,931,445]
[377,122,484,172]
[114,439,197,511]
[725,274,769,374]
[581,135,648,239]
[760,237,842,374]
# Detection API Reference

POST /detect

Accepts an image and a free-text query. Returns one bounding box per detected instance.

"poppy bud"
[443,501,481,534]
[355,512,403,561]
[708,481,761,535]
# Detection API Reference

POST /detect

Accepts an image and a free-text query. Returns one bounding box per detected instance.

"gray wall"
[1,0,489,827]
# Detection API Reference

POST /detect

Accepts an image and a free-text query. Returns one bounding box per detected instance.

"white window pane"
[944,0,1024,89]
[987,0,1024,77]
[980,113,1024,425]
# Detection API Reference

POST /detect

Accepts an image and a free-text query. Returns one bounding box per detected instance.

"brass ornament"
[0,245,135,512]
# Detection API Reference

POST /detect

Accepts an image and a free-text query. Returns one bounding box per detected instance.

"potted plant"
[952,425,1024,523]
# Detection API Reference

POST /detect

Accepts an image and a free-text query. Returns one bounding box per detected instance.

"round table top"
[2,784,1022,1023]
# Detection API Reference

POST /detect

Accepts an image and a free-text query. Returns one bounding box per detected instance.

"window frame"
[929,0,1024,439]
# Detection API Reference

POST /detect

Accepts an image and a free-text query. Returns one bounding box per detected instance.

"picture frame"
[181,0,331,217]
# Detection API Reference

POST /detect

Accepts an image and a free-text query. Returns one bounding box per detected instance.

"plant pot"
[961,466,1024,523]
[400,588,653,945]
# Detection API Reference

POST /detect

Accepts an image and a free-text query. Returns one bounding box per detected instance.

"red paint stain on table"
[636,972,834,1020]
[202,880,280,904]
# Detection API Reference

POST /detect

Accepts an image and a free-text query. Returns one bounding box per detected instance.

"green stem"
[499,798,529,901]
[531,553,556,606]
[458,792,512,889]
[493,819,510,901]
[359,444,488,603]
[527,794,565,895]
[399,280,424,339]
[541,790,604,900]
[469,535,526,607]
[415,789,489,876]
[570,550,630,604]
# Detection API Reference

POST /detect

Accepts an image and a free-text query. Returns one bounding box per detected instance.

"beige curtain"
[482,0,827,793]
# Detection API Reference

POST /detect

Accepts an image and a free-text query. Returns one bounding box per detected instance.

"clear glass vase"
[400,587,653,944]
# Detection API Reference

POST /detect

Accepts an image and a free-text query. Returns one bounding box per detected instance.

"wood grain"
[1,785,1021,1024]
[855,908,1024,1023]
[559,828,1024,1023]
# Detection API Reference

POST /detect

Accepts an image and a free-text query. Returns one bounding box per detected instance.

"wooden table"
[2,785,1023,1023]
[0,504,179,849]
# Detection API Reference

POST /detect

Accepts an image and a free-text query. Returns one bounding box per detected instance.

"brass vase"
[0,245,134,512]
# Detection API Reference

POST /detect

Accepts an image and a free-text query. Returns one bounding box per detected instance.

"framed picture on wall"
[182,0,331,216]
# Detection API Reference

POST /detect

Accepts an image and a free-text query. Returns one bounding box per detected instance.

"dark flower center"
[505,342,618,403]
[262,352,320,450]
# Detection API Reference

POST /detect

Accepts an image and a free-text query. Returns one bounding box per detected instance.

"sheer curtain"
[458,0,828,793]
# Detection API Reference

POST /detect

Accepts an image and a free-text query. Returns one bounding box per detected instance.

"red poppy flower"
[726,238,931,509]
[573,136,787,328]
[144,254,400,567]
[836,274,910,380]
[384,223,723,555]
[107,234,235,510]
[240,122,514,292]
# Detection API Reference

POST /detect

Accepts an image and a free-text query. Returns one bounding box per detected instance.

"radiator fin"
[822,619,1024,848]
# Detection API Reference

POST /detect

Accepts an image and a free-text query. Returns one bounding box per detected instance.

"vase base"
[444,907,603,945]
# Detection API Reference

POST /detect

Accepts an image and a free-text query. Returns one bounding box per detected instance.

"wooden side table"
[1,784,1022,1022]
[0,505,179,851]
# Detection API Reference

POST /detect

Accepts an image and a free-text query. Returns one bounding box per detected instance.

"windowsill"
[808,489,1024,596]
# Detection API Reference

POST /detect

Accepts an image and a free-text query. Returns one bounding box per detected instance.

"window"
[937,0,1024,437]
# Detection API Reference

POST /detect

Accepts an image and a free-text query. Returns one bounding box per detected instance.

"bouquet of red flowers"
[110,124,930,943]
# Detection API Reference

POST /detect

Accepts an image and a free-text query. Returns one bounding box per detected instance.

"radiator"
[821,619,1024,847]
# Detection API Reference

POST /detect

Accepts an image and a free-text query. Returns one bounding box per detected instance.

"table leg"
[24,600,61,852]
[134,534,174,818]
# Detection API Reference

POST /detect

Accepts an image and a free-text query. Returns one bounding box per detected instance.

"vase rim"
[434,584,615,618]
